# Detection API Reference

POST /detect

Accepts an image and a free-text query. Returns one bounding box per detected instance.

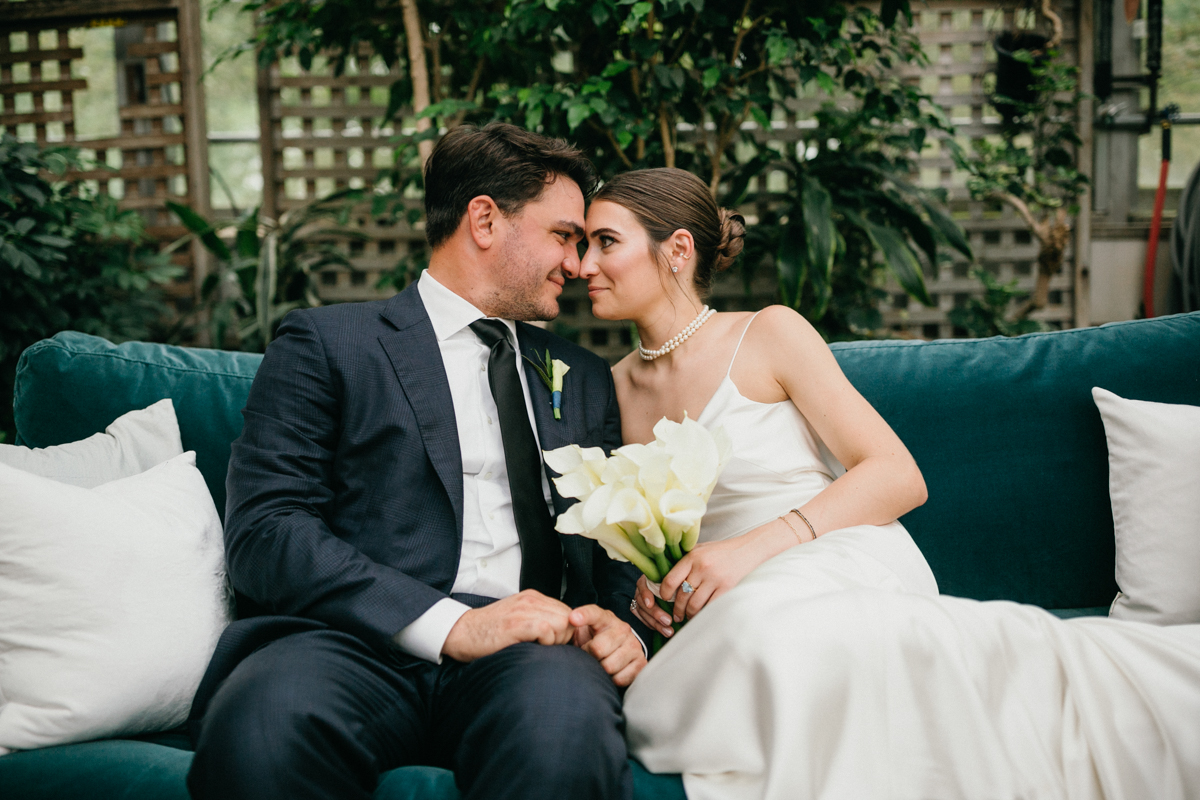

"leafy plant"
[948,1,1087,323]
[167,189,365,351]
[948,268,1045,338]
[730,13,973,338]
[0,134,182,441]
[212,0,969,339]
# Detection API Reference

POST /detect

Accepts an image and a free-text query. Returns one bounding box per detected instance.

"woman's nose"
[576,244,599,279]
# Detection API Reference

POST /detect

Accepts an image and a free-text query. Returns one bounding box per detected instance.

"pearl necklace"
[638,306,716,361]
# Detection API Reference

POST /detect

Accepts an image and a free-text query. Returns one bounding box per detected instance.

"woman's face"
[580,200,667,321]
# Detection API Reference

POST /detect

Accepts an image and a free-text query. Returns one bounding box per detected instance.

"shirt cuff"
[392,598,472,664]
[632,628,648,659]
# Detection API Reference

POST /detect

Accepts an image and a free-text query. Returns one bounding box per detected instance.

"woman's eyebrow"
[589,227,620,239]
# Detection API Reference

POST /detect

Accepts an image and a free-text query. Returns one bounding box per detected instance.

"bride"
[577,168,1200,800]
[579,166,938,624]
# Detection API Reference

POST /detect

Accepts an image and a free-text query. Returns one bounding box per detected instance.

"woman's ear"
[667,229,695,274]
[466,195,502,250]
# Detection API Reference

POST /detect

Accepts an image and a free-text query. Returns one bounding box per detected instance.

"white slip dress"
[623,314,1200,800]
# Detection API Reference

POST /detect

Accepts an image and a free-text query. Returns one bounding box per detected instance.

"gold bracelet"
[779,513,806,545]
[790,508,818,542]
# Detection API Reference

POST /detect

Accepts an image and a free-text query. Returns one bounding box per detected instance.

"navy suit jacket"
[219,283,648,656]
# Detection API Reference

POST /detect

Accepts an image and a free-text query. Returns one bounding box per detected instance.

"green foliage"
[731,14,972,338]
[212,0,972,340]
[0,134,182,441]
[947,41,1088,219]
[168,190,365,351]
[948,268,1045,338]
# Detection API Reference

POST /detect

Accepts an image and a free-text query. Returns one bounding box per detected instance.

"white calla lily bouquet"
[544,415,731,648]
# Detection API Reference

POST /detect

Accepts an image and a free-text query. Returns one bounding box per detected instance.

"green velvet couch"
[2,310,1198,799]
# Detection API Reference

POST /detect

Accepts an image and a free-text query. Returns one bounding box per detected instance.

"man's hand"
[442,589,575,662]
[569,605,647,687]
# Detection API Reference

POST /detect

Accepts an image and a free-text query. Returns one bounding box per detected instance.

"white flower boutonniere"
[525,349,571,420]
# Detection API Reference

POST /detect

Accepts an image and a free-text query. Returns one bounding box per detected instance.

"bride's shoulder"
[611,351,638,384]
[741,305,823,346]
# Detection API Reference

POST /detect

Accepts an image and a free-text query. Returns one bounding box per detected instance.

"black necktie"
[469,319,562,598]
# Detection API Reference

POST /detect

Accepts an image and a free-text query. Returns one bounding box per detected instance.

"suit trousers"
[187,629,632,800]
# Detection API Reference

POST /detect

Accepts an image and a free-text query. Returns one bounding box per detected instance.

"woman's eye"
[599,235,615,248]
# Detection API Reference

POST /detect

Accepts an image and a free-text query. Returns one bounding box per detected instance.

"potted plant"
[992,0,1062,127]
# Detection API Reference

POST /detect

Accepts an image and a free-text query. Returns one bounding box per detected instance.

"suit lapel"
[517,324,587,456]
[378,286,464,532]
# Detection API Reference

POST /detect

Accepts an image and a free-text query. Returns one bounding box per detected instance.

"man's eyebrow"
[556,220,586,238]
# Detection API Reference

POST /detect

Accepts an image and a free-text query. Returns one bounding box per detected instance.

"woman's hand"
[658,519,799,623]
[632,576,676,638]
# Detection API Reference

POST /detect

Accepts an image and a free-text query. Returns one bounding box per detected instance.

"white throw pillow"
[0,452,232,754]
[1093,387,1200,625]
[0,398,182,487]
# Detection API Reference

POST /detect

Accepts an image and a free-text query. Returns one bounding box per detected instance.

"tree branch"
[1042,0,1063,50]
[667,11,700,66]
[991,190,1045,241]
[428,30,443,103]
[728,1,759,67]
[659,105,676,168]
[400,0,433,169]
[451,56,487,127]
[590,119,634,169]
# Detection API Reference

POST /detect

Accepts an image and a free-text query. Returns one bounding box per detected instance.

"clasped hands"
[442,589,646,686]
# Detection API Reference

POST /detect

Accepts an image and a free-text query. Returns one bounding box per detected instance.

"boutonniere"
[525,349,571,420]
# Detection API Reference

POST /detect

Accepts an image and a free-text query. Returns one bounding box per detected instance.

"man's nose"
[562,242,583,278]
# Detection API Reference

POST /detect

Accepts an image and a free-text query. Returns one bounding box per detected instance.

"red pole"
[1144,157,1170,318]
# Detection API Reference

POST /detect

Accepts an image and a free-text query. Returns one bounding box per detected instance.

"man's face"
[483,177,585,321]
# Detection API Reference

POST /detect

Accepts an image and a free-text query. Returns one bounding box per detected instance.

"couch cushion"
[0,740,686,800]
[830,311,1200,608]
[12,332,263,520]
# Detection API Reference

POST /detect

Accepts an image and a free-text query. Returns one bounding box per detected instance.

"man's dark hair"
[423,123,598,250]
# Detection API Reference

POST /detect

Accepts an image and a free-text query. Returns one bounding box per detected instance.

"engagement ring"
[680,581,695,594]
[630,598,638,613]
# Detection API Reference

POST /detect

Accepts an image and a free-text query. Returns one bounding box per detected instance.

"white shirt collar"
[418,270,519,344]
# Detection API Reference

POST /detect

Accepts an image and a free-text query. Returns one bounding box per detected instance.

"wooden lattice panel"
[0,0,210,309]
[259,54,425,302]
[0,27,84,145]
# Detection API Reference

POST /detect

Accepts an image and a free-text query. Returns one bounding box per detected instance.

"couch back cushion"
[13,332,262,519]
[831,312,1200,608]
[13,313,1200,608]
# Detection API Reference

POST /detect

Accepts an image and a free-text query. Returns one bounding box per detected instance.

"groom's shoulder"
[282,297,396,337]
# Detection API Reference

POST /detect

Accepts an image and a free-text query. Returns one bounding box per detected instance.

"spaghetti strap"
[725,311,763,379]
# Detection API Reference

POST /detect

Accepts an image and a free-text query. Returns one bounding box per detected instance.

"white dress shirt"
[392,270,554,663]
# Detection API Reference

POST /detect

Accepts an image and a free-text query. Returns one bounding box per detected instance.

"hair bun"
[714,209,746,273]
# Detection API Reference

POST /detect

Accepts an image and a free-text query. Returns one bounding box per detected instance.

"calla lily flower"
[661,489,706,552]
[607,487,666,551]
[543,417,730,595]
[544,444,607,500]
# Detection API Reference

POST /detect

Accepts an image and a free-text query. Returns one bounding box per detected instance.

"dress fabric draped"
[622,314,1200,800]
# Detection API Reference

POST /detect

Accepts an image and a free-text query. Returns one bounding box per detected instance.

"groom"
[187,123,649,800]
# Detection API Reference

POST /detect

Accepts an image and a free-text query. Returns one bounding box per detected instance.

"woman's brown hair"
[592,168,745,297]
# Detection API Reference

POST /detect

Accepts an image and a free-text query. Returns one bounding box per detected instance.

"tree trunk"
[400,0,433,170]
